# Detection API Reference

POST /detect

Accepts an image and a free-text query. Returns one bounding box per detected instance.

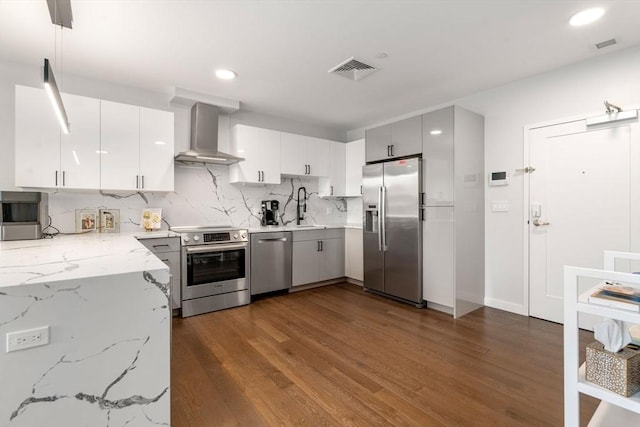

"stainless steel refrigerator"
[363,157,423,305]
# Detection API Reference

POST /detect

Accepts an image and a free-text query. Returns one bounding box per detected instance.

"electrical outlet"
[6,326,49,353]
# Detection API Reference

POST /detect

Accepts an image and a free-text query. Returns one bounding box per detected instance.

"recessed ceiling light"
[154,141,166,145]
[569,8,605,26]
[215,69,236,80]
[375,53,388,59]
[430,129,443,135]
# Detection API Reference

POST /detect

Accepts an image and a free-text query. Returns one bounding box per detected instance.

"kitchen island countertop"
[0,231,175,288]
[0,231,172,426]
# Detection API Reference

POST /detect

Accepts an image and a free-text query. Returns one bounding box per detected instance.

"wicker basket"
[585,342,640,397]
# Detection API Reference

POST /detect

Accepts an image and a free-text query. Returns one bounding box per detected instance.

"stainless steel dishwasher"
[250,231,292,295]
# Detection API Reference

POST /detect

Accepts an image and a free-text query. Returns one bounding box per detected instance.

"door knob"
[533,219,550,226]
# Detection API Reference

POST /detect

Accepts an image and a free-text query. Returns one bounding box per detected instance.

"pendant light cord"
[51,0,64,91]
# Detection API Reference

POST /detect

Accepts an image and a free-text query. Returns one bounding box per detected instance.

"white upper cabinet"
[15,86,100,189]
[422,107,454,206]
[60,93,101,189]
[140,107,174,192]
[280,132,307,176]
[307,136,331,177]
[319,141,346,197]
[365,115,422,162]
[101,100,174,192]
[100,101,141,191]
[280,132,330,177]
[329,141,346,196]
[229,124,281,184]
[345,138,365,196]
[15,86,174,192]
[15,85,61,188]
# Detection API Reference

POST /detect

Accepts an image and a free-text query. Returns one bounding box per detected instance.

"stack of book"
[589,282,640,312]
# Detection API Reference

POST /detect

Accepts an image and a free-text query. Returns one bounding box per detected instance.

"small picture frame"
[75,209,97,233]
[141,208,162,231]
[99,209,120,233]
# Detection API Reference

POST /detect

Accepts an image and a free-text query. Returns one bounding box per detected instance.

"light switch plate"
[491,200,509,212]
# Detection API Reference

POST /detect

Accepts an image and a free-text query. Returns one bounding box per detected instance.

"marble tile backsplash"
[47,164,348,233]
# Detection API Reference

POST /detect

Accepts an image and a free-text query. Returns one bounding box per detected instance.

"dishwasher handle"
[257,237,288,243]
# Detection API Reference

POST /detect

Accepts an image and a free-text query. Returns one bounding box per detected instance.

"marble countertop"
[0,232,171,288]
[248,224,351,233]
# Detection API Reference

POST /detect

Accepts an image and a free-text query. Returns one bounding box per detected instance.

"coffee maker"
[261,200,279,226]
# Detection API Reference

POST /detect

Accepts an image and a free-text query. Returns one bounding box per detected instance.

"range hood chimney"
[174,102,244,165]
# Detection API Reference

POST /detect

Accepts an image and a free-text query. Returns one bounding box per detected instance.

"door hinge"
[515,166,536,174]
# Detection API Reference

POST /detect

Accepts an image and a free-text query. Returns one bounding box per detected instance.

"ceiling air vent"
[328,57,378,81]
[595,38,616,49]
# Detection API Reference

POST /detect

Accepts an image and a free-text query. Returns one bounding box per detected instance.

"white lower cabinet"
[292,228,345,287]
[422,207,454,306]
[345,227,363,281]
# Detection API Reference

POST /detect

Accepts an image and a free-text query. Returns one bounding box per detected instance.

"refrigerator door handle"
[377,186,383,251]
[381,185,387,251]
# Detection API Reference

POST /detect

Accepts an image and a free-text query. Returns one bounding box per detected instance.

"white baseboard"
[484,297,527,315]
[345,277,363,286]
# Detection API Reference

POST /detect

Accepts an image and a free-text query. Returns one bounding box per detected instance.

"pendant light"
[44,0,73,134]
[43,58,70,134]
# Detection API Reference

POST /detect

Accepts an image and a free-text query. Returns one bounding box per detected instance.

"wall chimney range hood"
[174,102,244,165]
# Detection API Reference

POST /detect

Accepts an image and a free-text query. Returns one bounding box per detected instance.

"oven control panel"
[180,229,248,246]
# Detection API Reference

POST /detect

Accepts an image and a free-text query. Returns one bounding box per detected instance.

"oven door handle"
[185,243,248,253]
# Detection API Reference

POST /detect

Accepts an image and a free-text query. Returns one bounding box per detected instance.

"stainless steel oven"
[171,226,250,317]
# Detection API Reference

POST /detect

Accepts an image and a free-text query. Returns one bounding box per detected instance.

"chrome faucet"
[296,186,307,225]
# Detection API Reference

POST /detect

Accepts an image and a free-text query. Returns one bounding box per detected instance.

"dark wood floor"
[171,283,598,426]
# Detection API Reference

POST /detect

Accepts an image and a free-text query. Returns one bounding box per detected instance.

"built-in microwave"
[0,192,44,241]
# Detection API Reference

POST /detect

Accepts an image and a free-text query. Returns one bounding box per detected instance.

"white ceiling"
[1,1,640,132]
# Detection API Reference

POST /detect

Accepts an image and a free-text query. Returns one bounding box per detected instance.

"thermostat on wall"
[489,171,509,186]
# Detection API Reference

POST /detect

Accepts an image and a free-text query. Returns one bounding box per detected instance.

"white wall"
[349,45,640,315]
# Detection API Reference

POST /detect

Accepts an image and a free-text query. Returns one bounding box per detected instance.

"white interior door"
[529,118,640,324]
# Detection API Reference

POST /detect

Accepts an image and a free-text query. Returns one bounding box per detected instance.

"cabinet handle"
[390,145,394,157]
[420,208,425,221]
[330,185,333,196]
[261,171,264,182]
[317,240,320,251]
[62,171,66,186]
[387,145,391,157]
[142,175,145,189]
[136,175,139,189]
[55,171,58,186]
[360,185,363,195]
[320,240,323,251]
